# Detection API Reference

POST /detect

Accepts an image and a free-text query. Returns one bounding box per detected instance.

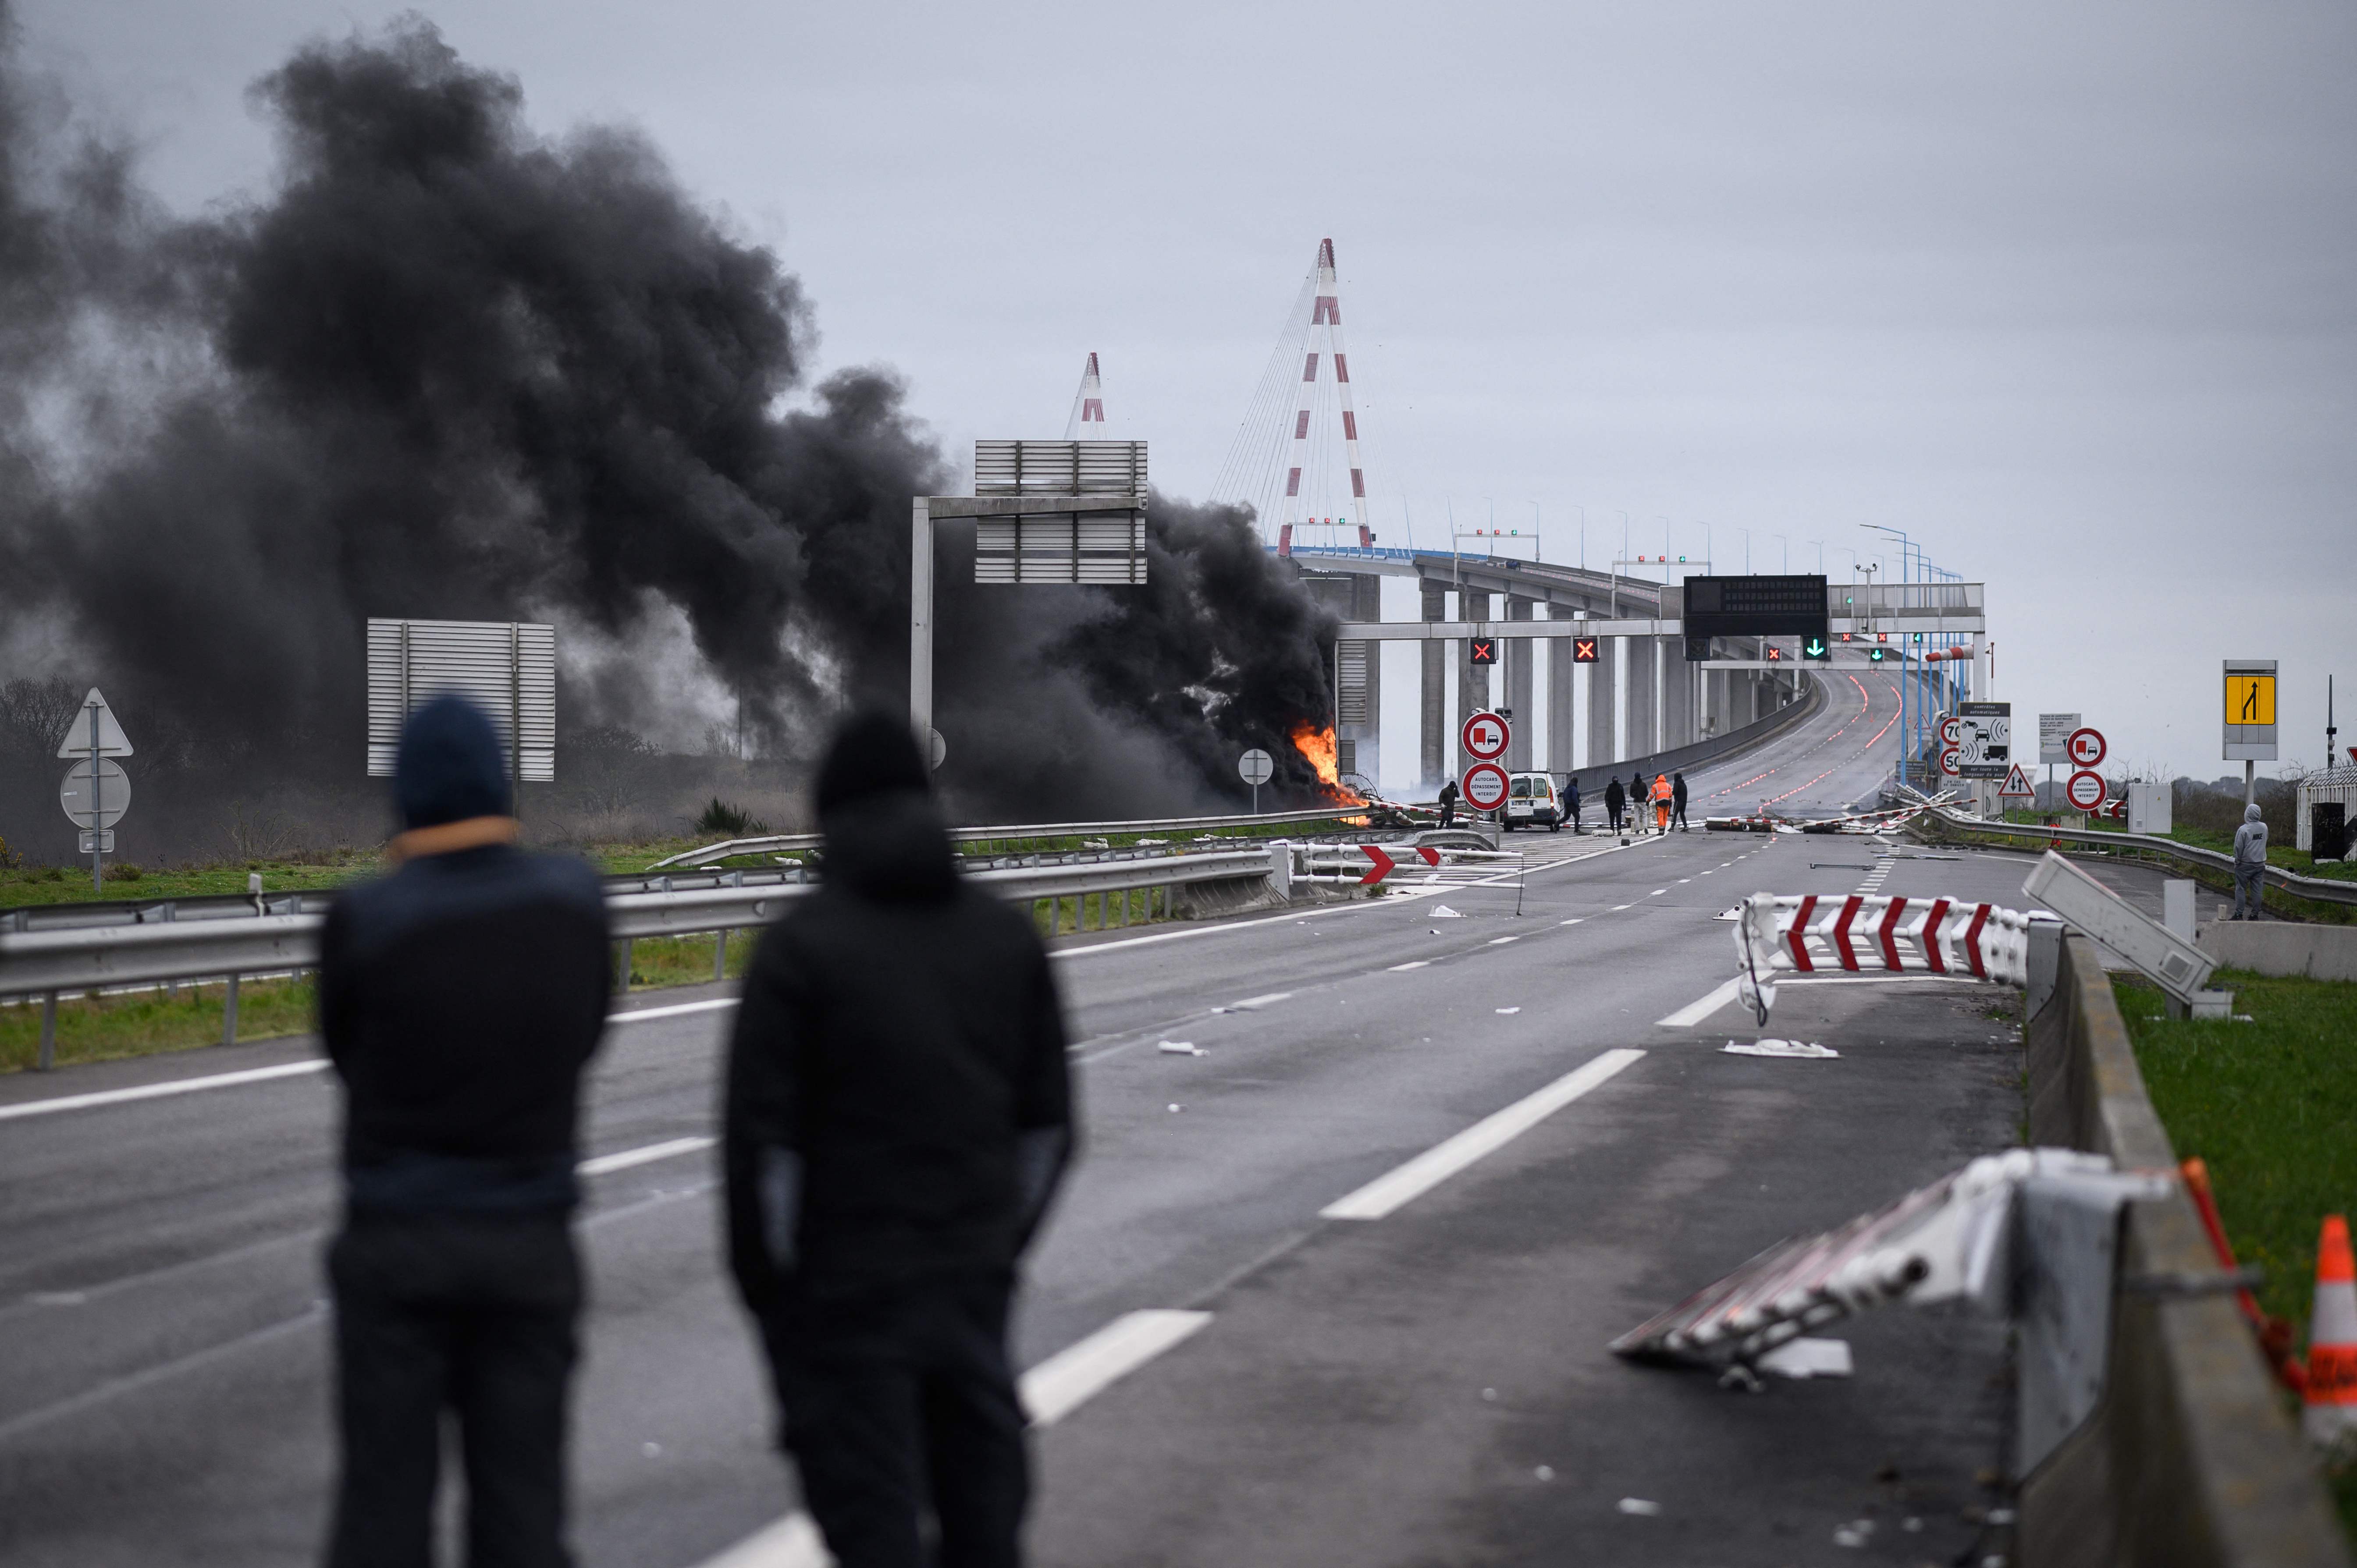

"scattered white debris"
[642,1441,662,1457]
[1156,1041,1204,1056]
[1714,906,1742,921]
[1495,1007,1521,1015]
[1166,1103,1183,1113]
[1723,1039,1841,1059]
[1480,1387,1497,1401]
[1432,905,1464,918]
[1135,837,1167,845]
[1534,1465,1554,1481]
[1833,1518,1875,1547]
[1082,838,1110,849]
[1616,1498,1662,1517]
[1756,1337,1852,1379]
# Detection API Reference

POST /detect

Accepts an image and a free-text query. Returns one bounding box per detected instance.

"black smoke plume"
[0,15,1341,858]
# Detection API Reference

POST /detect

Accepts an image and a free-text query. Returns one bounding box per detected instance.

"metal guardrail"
[0,848,1293,1068]
[649,805,1355,869]
[1913,807,2357,908]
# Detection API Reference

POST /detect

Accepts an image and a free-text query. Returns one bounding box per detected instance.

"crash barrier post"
[2019,927,2347,1567]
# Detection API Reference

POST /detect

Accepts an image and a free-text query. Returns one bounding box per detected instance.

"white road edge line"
[0,996,746,1123]
[1656,976,1743,1028]
[1225,991,1294,1011]
[692,1309,1212,1568]
[1320,1048,1646,1222]
[1386,960,1430,972]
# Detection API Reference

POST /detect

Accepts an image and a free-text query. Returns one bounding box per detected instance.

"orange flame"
[1288,722,1365,804]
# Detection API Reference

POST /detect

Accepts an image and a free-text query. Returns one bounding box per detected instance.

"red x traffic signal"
[1571,638,1599,663]
[1468,638,1497,665]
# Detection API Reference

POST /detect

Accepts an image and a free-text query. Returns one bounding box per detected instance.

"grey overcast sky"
[20,0,2357,780]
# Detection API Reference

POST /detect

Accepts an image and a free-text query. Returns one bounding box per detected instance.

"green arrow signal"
[1804,639,1827,658]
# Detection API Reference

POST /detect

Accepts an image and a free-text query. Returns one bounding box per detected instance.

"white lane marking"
[1610,904,1633,912]
[1320,1049,1646,1221]
[1020,1309,1212,1425]
[1656,976,1744,1028]
[0,1059,331,1123]
[3,995,744,1123]
[693,1309,1213,1568]
[1648,889,1667,897]
[610,997,739,1024]
[1225,992,1294,1011]
[1386,960,1430,972]
[1487,936,1518,945]
[577,1136,713,1177]
[1559,918,1585,926]
[1677,878,1692,884]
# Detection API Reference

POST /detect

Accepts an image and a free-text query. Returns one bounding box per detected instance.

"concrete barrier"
[2020,931,2347,1567]
[2197,922,2357,983]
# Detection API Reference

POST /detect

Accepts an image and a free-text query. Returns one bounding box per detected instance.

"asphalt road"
[1,678,2140,1568]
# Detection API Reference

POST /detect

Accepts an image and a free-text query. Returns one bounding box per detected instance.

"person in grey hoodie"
[2233,802,2269,920]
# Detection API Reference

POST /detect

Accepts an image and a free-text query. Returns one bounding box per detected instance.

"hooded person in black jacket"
[725,710,1075,1568]
[317,693,611,1568]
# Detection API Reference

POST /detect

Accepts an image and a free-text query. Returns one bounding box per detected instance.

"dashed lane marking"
[1320,1049,1647,1221]
[1386,960,1430,972]
[1656,976,1744,1029]
[577,1136,713,1178]
[1487,936,1519,945]
[695,1309,1214,1568]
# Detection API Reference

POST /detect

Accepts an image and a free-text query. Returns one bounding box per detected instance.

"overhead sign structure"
[1680,575,1830,641]
[2223,659,2277,762]
[1461,762,1510,813]
[970,440,1148,585]
[1999,763,2037,800]
[2065,727,2106,769]
[2065,770,2107,812]
[2038,713,2081,766]
[1461,711,1510,762]
[366,619,556,782]
[1954,701,2012,780]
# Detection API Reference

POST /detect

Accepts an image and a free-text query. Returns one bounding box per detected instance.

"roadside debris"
[1495,1007,1521,1015]
[1156,1041,1204,1056]
[1756,1337,1852,1378]
[1616,1498,1662,1517]
[1723,1039,1839,1059]
[1431,905,1463,918]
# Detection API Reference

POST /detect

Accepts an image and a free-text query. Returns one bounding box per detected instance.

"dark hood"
[820,791,958,901]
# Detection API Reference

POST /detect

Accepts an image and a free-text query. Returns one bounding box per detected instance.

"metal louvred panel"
[1337,641,1371,724]
[365,618,556,781]
[974,440,1147,497]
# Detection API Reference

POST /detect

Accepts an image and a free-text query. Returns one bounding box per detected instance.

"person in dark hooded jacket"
[317,693,611,1568]
[725,710,1074,1568]
[1603,774,1625,835]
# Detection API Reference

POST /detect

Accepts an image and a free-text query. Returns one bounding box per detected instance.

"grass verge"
[2114,966,2357,1536]
[0,975,317,1074]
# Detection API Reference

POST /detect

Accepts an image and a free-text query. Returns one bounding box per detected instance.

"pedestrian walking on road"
[1671,772,1690,832]
[1650,772,1672,834]
[1437,776,1460,830]
[1565,775,1582,833]
[2233,802,2269,920]
[726,711,1076,1568]
[1603,775,1625,835]
[318,693,612,1568]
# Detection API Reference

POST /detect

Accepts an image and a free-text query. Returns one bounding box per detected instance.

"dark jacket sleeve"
[723,929,807,1313]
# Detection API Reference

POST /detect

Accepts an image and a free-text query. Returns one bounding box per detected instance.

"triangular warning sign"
[57,688,134,758]
[1998,763,2035,798]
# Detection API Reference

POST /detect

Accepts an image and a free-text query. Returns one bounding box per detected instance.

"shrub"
[691,798,770,837]
[112,863,143,882]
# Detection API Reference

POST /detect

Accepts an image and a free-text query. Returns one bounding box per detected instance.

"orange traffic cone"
[2304,1216,2357,1444]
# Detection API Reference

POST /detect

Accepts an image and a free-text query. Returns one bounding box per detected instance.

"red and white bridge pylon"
[1063,351,1107,440]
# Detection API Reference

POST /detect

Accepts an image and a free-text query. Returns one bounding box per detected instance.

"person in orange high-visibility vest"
[1650,773,1672,834]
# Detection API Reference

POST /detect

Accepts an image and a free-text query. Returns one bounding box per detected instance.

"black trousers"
[761,1274,1027,1568]
[325,1215,581,1568]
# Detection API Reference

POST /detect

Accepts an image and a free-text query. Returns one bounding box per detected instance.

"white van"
[1504,773,1563,831]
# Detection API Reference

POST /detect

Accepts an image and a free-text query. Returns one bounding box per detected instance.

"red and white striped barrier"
[1732,891,2035,1026]
[1747,893,2032,983]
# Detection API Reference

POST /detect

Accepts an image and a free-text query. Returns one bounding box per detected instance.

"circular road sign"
[1939,746,1962,777]
[2065,769,2107,812]
[2066,727,2107,769]
[1939,715,1962,747]
[928,727,947,770]
[1461,711,1509,762]
[1461,762,1510,812]
[59,757,130,829]
[1237,747,1274,786]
